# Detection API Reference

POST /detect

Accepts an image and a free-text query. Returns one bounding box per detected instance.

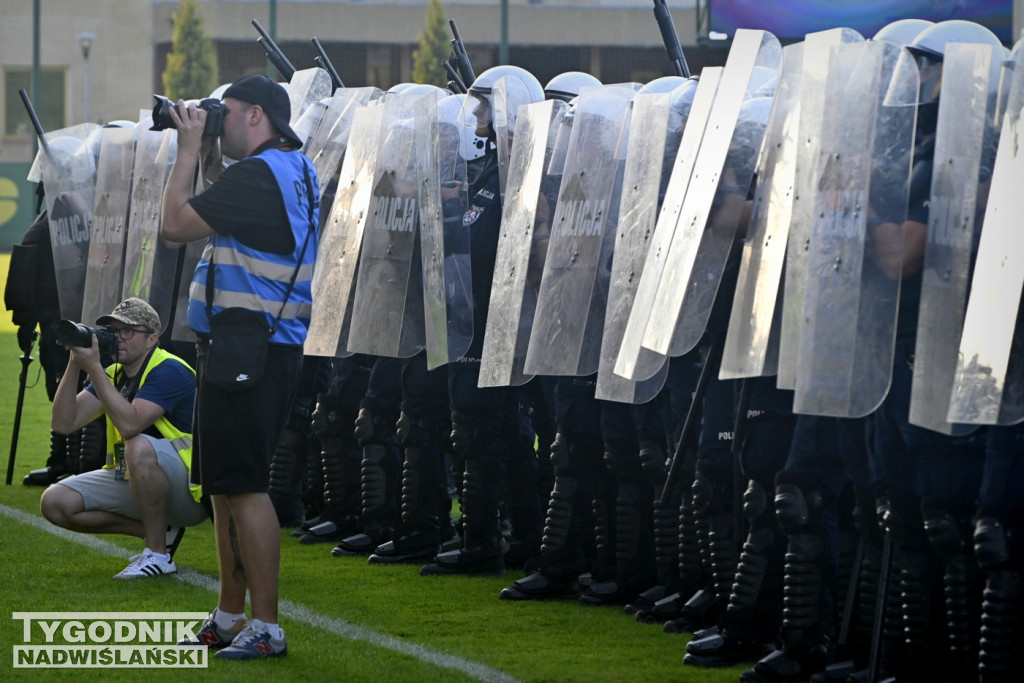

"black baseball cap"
[222,74,303,148]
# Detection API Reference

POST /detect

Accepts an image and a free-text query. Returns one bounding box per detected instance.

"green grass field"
[0,252,748,682]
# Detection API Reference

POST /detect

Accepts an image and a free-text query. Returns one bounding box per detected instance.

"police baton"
[652,0,691,78]
[6,328,38,485]
[658,338,721,507]
[448,19,476,88]
[19,89,50,158]
[252,18,296,81]
[312,37,345,92]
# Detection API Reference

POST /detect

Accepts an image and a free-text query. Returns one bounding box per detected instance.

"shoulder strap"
[205,159,316,336]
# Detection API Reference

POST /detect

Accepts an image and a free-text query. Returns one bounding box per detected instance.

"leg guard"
[975,517,1024,682]
[269,426,308,527]
[921,497,982,679]
[723,479,785,641]
[334,399,401,554]
[78,418,106,474]
[978,570,1023,683]
[499,433,594,599]
[369,441,447,563]
[748,471,833,681]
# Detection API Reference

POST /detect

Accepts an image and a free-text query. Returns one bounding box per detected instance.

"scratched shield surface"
[479,99,567,386]
[82,125,136,327]
[793,41,917,418]
[524,85,636,377]
[346,92,433,358]
[39,123,101,321]
[948,43,1024,426]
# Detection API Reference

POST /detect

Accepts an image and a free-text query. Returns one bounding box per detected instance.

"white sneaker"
[113,552,176,579]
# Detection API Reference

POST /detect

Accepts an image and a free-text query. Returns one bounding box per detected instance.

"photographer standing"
[42,298,204,578]
[160,74,318,660]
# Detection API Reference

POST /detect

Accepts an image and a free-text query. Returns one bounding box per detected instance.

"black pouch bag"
[205,307,271,391]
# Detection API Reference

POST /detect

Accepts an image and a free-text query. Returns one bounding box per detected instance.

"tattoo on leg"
[229,517,246,583]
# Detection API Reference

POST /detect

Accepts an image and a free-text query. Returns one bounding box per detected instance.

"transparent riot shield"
[479,99,567,387]
[596,89,684,403]
[171,240,206,344]
[910,44,1003,435]
[523,85,635,377]
[39,123,101,322]
[286,67,334,134]
[304,104,384,357]
[123,121,178,326]
[720,42,804,380]
[948,44,1024,426]
[778,28,865,390]
[614,69,721,382]
[82,126,136,326]
[346,92,431,358]
[492,74,541,202]
[304,87,382,199]
[418,94,472,369]
[793,41,918,418]
[641,29,782,358]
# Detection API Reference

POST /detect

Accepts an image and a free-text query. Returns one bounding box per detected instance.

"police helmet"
[397,83,449,101]
[209,83,231,100]
[745,66,778,99]
[638,76,688,95]
[728,96,772,170]
[466,65,544,128]
[544,71,601,102]
[908,19,1003,61]
[908,20,1005,115]
[872,19,935,47]
[438,94,487,161]
[45,136,96,186]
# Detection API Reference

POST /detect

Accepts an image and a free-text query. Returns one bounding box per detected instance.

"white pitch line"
[0,502,519,683]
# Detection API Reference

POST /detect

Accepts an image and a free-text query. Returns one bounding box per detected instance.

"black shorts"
[192,342,303,495]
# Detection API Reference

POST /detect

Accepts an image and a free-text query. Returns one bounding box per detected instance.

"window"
[4,68,67,138]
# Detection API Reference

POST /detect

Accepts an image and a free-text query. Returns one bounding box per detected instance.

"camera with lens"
[56,320,119,358]
[150,96,225,138]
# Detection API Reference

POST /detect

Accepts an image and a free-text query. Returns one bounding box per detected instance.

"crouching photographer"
[41,298,207,578]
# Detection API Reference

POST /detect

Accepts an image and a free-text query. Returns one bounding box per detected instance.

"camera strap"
[113,347,156,402]
[205,161,316,336]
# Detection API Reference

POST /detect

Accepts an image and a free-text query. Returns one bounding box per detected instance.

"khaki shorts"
[56,435,208,528]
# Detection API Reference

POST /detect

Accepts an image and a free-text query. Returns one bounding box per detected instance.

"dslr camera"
[56,320,118,359]
[150,96,225,138]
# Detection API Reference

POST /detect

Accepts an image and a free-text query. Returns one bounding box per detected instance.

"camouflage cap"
[96,298,161,332]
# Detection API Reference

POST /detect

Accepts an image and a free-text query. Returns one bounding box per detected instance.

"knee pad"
[975,517,1024,571]
[743,479,770,522]
[774,471,822,534]
[921,496,969,556]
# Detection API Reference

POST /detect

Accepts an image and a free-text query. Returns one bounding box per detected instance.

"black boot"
[23,430,70,486]
[421,457,505,575]
[744,471,834,682]
[500,434,595,598]
[685,479,784,668]
[334,398,401,556]
[421,416,506,576]
[663,469,730,633]
[299,391,363,543]
[370,407,450,564]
